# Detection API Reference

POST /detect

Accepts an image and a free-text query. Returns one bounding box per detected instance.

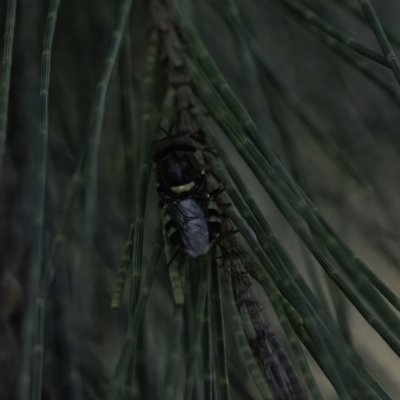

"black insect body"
[152,131,220,257]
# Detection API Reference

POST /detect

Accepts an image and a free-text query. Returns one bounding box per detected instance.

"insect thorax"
[156,151,203,188]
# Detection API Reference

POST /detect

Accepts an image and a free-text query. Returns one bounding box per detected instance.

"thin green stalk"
[223,0,258,90]
[184,255,210,400]
[39,154,86,297]
[54,263,85,400]
[207,11,345,370]
[221,269,273,400]
[331,0,400,48]
[173,8,310,203]
[216,0,271,138]
[126,59,162,393]
[274,104,354,374]
[284,6,400,157]
[0,0,16,178]
[285,261,392,400]
[162,208,185,305]
[203,273,213,400]
[20,2,60,400]
[201,117,386,397]
[247,32,368,188]
[321,188,351,344]
[263,80,352,342]
[212,359,218,400]
[32,3,61,398]
[264,85,330,304]
[272,3,400,109]
[188,55,400,354]
[163,305,184,400]
[205,122,388,396]
[271,0,388,66]
[174,12,357,205]
[240,251,325,400]
[119,82,170,392]
[226,208,376,399]
[129,33,159,315]
[314,211,400,312]
[242,301,307,399]
[175,1,390,184]
[358,0,400,85]
[108,224,164,400]
[207,157,329,398]
[117,32,138,314]
[120,28,138,222]
[211,250,231,400]
[250,155,400,355]
[84,0,134,278]
[111,224,134,309]
[326,267,352,344]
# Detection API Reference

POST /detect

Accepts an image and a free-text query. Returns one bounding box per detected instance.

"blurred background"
[1,0,400,399]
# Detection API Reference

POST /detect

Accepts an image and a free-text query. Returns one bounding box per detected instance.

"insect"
[151,125,220,257]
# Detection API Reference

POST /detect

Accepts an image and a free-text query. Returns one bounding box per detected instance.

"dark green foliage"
[1,0,400,399]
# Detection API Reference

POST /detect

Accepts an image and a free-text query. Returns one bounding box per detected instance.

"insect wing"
[165,198,209,257]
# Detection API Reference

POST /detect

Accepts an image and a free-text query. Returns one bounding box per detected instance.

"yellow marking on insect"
[170,181,195,193]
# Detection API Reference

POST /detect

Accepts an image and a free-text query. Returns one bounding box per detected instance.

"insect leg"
[167,246,181,267]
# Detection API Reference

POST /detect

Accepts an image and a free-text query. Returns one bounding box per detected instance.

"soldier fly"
[151,125,220,258]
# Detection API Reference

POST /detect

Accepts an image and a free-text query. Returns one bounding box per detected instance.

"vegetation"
[0,0,400,399]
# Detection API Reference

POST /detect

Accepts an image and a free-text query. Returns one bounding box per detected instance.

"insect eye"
[170,181,195,193]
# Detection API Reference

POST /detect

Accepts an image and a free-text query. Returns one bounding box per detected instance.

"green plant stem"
[20,2,60,400]
[39,154,86,297]
[358,0,400,85]
[84,0,134,280]
[219,0,268,136]
[211,170,329,397]
[227,207,382,399]
[221,268,273,400]
[246,31,368,188]
[111,224,134,309]
[270,0,388,66]
[241,252,325,400]
[199,115,388,397]
[109,225,164,400]
[211,250,231,400]
[0,0,16,178]
[123,52,160,392]
[203,121,324,399]
[129,32,159,316]
[183,47,400,357]
[268,96,354,346]
[163,305,184,400]
[32,3,61,397]
[184,255,210,400]
[286,4,400,109]
[203,271,213,400]
[330,0,400,48]
[120,28,138,221]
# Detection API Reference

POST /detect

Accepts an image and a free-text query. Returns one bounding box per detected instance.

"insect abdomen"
[163,200,221,256]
